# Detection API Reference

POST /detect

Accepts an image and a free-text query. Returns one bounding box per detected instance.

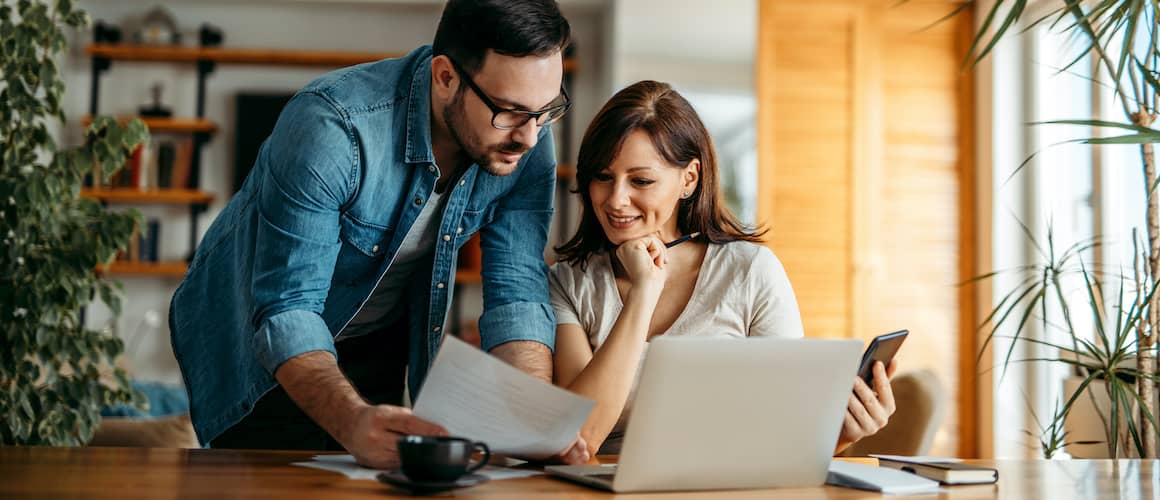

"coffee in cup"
[397,435,490,482]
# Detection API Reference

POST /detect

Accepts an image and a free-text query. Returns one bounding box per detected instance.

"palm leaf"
[977,280,1046,368]
[970,0,1030,67]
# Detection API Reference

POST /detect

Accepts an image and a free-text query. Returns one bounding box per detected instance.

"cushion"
[88,414,199,448]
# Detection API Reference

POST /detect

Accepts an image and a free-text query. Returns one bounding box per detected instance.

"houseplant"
[976,226,1158,457]
[963,0,1160,457]
[1,0,148,445]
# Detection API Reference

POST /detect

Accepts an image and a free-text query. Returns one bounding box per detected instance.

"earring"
[681,191,691,199]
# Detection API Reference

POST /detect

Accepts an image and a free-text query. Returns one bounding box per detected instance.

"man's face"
[444,51,565,176]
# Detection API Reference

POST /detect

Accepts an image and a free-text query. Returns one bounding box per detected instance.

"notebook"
[826,461,941,494]
[872,455,999,485]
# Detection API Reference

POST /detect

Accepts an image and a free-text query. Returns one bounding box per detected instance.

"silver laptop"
[545,336,861,493]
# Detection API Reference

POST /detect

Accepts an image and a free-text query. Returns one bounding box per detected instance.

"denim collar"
[404,50,436,165]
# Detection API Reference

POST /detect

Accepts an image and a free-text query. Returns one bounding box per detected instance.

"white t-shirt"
[548,240,804,450]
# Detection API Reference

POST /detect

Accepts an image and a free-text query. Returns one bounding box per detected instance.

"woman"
[549,81,897,457]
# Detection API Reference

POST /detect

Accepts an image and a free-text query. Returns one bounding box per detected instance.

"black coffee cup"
[397,435,490,482]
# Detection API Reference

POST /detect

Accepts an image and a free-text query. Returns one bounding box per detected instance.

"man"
[169,0,587,467]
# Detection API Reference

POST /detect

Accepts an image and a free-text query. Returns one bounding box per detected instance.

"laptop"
[545,336,862,493]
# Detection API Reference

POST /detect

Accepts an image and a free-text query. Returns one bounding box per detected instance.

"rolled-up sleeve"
[250,91,356,375]
[476,131,557,352]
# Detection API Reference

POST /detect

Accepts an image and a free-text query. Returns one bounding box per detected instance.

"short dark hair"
[433,0,571,74]
[555,80,766,268]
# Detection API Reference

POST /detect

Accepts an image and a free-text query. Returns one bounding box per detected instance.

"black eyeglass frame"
[446,56,572,130]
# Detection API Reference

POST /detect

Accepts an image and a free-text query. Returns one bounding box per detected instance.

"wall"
[68,0,609,384]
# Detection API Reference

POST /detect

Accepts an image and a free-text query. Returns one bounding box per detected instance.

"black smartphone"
[857,329,908,384]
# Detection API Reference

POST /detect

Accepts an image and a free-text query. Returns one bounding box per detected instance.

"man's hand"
[275,351,447,469]
[344,404,449,469]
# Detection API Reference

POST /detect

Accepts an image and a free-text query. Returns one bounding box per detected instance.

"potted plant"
[1,0,148,445]
[976,227,1158,458]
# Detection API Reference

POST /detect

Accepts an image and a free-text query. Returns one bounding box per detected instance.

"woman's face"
[588,130,698,245]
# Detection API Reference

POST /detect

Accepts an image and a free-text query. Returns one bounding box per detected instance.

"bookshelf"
[88,37,580,327]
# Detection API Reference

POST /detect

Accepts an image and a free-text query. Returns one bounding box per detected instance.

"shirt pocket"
[456,204,496,246]
[334,213,392,286]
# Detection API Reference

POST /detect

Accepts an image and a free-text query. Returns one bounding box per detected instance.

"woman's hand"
[614,234,668,292]
[835,360,898,453]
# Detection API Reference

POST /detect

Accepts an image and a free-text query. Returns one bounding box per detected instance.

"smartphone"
[857,329,908,384]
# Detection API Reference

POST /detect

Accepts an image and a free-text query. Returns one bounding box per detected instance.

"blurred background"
[62,0,1150,460]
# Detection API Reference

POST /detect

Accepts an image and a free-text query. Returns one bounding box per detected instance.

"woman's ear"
[682,159,701,198]
[430,55,458,100]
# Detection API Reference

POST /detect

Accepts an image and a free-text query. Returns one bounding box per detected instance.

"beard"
[444,89,530,177]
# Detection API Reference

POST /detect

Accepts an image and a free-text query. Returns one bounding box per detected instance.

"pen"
[664,231,701,248]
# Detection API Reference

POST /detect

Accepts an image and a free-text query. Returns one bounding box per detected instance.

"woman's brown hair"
[555,80,765,268]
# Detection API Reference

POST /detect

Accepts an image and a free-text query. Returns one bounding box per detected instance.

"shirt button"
[459,179,466,186]
[436,282,445,289]
[432,326,441,333]
[427,165,436,173]
[442,234,451,241]
[414,197,424,205]
[456,227,463,234]
[371,244,380,253]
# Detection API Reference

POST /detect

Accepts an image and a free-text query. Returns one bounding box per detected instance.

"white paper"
[291,454,542,481]
[412,335,595,458]
[870,454,963,464]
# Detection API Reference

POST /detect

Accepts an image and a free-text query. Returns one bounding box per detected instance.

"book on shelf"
[156,141,176,189]
[135,218,160,263]
[86,137,193,190]
[169,137,193,189]
[115,219,159,263]
[871,455,998,485]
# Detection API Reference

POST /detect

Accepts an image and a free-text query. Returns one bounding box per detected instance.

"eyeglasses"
[447,56,571,130]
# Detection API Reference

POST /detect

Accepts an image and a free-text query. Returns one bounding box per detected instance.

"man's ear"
[683,159,701,195]
[431,55,458,100]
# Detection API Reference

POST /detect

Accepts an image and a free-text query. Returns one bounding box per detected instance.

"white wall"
[69,0,610,384]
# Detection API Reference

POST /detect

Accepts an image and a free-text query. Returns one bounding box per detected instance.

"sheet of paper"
[291,454,542,481]
[870,454,963,464]
[412,335,595,458]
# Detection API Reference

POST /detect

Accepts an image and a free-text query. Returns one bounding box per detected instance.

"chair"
[839,369,946,457]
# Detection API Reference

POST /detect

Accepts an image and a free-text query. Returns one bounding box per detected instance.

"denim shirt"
[169,45,558,446]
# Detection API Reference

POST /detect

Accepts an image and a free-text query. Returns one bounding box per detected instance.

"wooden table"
[0,447,1157,499]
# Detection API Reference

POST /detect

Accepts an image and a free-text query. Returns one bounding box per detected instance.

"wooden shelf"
[557,164,576,179]
[88,44,577,72]
[89,44,405,67]
[102,261,188,277]
[82,116,217,134]
[81,188,214,204]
